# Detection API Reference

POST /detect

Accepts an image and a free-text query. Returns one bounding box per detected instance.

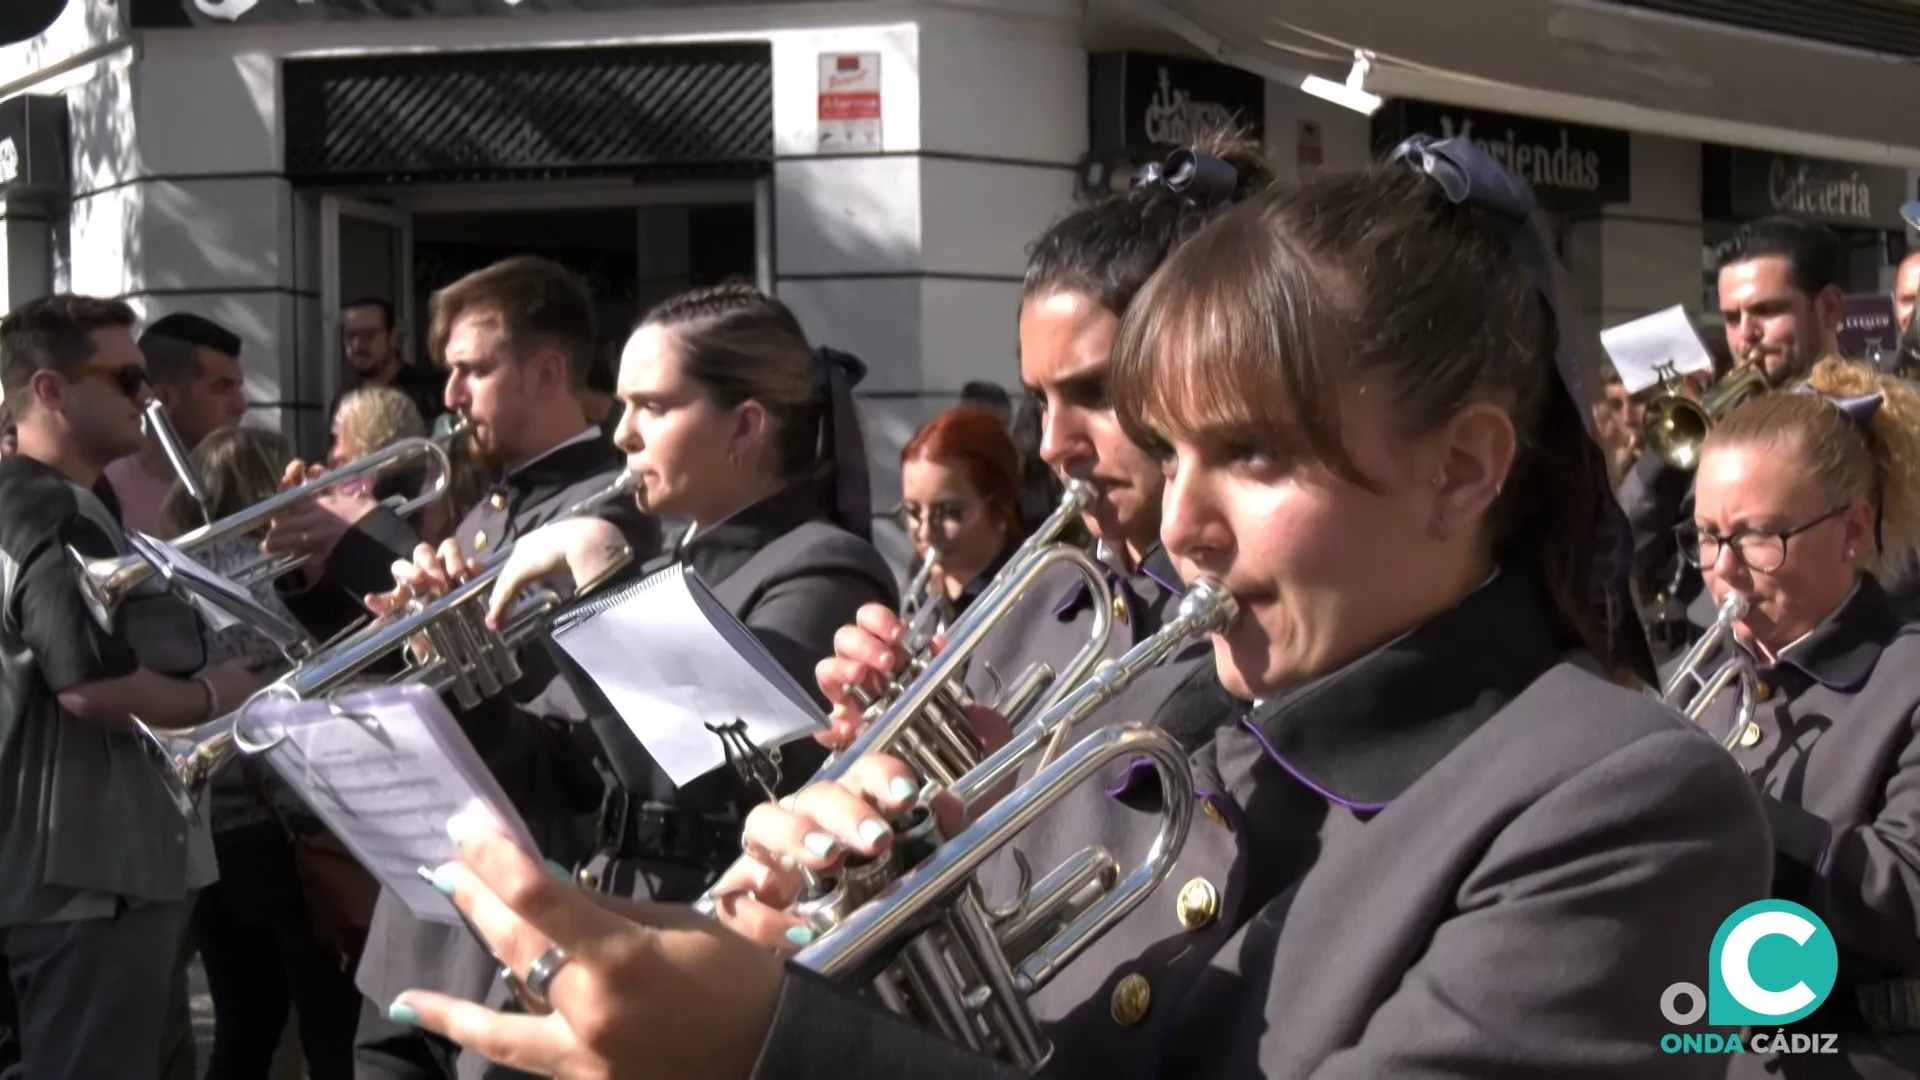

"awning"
[1107,0,1920,167]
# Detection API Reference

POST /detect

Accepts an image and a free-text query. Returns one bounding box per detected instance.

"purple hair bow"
[1793,385,1884,428]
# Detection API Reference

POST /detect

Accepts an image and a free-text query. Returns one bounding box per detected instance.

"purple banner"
[1839,293,1898,359]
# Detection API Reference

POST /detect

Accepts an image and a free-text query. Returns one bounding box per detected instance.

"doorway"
[316,189,761,458]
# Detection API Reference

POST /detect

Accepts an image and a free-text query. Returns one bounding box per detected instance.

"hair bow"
[1792,384,1884,428]
[811,346,873,540]
[1133,147,1239,208]
[1389,134,1653,681]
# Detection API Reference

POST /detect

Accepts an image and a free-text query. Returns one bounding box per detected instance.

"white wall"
[1263,78,1371,183]
[0,0,1085,571]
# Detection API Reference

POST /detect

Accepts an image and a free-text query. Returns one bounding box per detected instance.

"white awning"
[1109,0,1920,168]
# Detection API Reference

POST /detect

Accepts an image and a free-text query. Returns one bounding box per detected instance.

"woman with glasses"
[1682,357,1920,1078]
[895,406,1026,626]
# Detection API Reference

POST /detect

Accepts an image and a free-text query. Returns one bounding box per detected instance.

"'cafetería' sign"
[1088,51,1266,153]
[1373,100,1631,207]
[1706,147,1905,228]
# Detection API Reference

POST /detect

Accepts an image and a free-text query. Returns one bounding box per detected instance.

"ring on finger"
[524,944,571,1003]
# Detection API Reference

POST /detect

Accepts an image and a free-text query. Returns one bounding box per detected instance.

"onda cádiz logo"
[1660,900,1841,1056]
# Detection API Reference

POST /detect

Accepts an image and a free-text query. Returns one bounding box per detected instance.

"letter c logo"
[1707,900,1837,1026]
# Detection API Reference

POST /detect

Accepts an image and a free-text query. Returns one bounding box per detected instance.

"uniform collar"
[663,480,824,585]
[1051,541,1184,618]
[504,426,600,479]
[1763,575,1908,693]
[1241,567,1566,812]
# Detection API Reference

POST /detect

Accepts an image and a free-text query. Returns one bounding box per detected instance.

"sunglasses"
[69,363,149,399]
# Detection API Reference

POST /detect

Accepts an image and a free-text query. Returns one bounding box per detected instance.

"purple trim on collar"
[1139,560,1181,597]
[1104,755,1157,797]
[1239,716,1391,814]
[1814,824,1834,876]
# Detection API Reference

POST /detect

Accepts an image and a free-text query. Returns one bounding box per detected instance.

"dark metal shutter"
[1602,0,1920,61]
[283,41,773,184]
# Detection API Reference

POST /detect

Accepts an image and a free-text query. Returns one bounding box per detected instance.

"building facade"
[2,0,1918,568]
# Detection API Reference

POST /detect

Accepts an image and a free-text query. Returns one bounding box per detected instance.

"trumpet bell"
[1641,363,1770,472]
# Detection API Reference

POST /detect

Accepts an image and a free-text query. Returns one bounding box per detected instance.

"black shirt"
[0,457,138,691]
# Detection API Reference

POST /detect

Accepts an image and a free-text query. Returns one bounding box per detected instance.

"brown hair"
[160,425,293,538]
[1704,357,1920,582]
[427,256,594,392]
[901,406,1027,544]
[1110,163,1620,670]
[641,282,871,535]
[0,294,138,406]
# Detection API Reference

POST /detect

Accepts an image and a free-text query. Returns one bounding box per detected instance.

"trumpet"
[836,481,1106,791]
[900,547,943,623]
[1641,347,1771,471]
[788,581,1237,1069]
[73,420,472,631]
[138,468,639,817]
[1659,590,1757,750]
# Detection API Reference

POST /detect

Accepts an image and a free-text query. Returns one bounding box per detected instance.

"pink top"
[103,455,175,537]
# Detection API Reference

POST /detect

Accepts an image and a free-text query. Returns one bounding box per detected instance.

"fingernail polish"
[429,864,459,897]
[858,820,889,848]
[888,777,918,803]
[388,1001,420,1027]
[803,832,837,858]
[544,859,573,881]
[784,926,815,948]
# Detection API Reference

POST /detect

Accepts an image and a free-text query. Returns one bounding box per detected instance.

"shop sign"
[1711,147,1906,228]
[1372,100,1631,207]
[817,53,880,154]
[1839,293,1899,358]
[1088,51,1266,152]
[0,96,68,202]
[128,0,796,27]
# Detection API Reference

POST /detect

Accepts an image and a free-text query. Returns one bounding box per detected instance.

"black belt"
[593,789,737,870]
[1850,979,1920,1036]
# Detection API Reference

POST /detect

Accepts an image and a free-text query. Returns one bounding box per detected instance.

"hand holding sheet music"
[244,683,540,925]
[549,563,827,787]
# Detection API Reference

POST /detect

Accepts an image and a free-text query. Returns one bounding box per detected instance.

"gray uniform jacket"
[751,567,1775,1078]
[1688,576,1920,1078]
[582,480,898,904]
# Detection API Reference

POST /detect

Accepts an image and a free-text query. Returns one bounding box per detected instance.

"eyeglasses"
[69,363,148,399]
[1674,505,1849,574]
[892,500,977,532]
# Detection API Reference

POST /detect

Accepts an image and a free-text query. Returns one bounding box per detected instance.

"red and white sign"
[818,52,881,153]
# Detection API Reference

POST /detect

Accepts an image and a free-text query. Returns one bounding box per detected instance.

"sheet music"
[551,563,826,787]
[248,683,539,925]
[1600,305,1716,395]
[129,532,255,632]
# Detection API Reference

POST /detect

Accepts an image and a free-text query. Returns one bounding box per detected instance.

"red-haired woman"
[897,406,1025,623]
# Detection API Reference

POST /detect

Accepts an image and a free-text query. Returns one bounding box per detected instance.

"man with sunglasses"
[0,294,271,1080]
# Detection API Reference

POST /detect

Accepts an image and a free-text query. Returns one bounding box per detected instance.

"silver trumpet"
[836,481,1104,791]
[72,419,472,631]
[900,546,943,623]
[789,581,1237,1071]
[138,468,639,817]
[1660,590,1758,750]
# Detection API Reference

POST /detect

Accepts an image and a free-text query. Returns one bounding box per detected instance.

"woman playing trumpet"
[1681,358,1920,1077]
[380,138,1773,1078]
[895,406,1026,626]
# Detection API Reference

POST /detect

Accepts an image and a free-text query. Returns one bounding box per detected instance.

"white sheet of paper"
[249,683,540,925]
[1600,305,1716,395]
[552,564,826,787]
[131,532,255,632]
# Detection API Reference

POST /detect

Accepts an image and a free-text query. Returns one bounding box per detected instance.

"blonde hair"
[334,385,427,460]
[160,426,293,539]
[1704,357,1920,582]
